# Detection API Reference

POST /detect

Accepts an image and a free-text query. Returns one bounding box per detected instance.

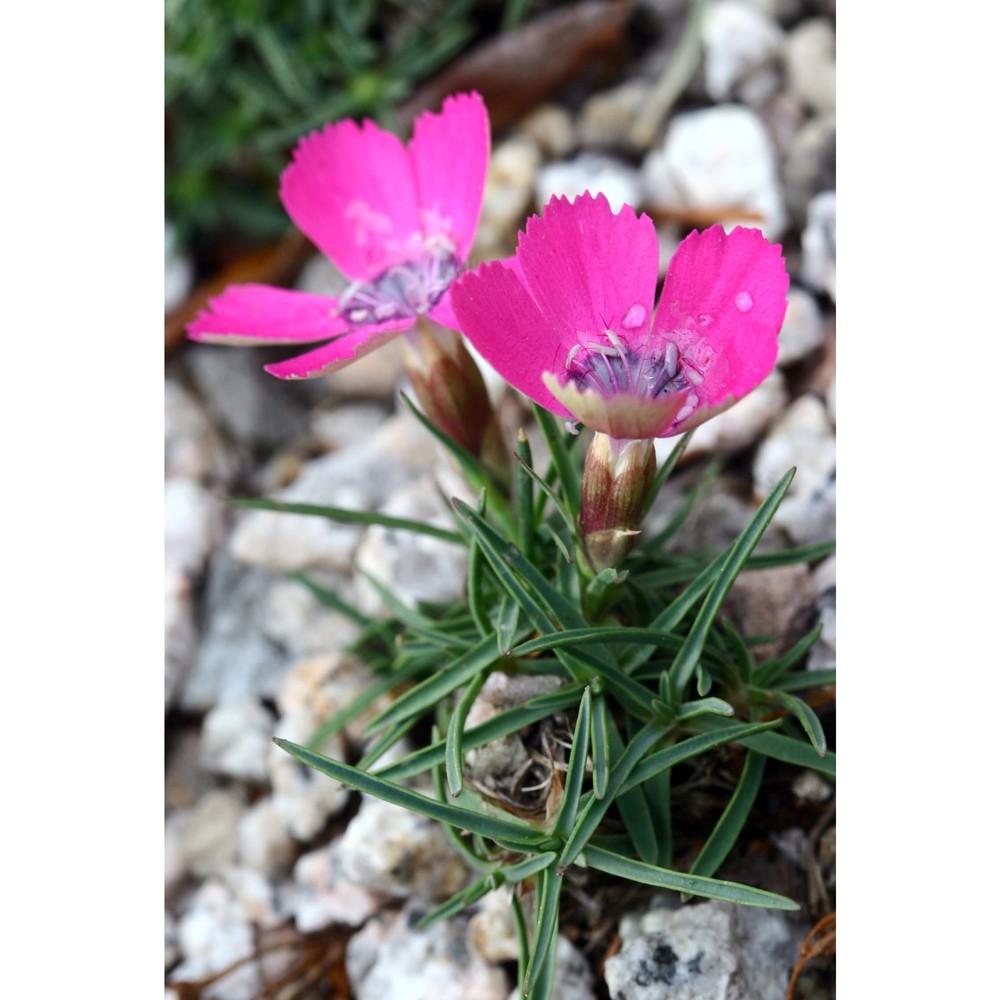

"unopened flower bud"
[580,433,656,572]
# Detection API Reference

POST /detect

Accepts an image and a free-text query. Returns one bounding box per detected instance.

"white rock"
[295,253,349,297]
[165,478,224,577]
[262,573,362,655]
[284,840,387,932]
[703,1,784,102]
[784,18,836,113]
[165,219,194,314]
[175,789,247,879]
[347,906,509,1000]
[201,700,275,782]
[311,401,391,451]
[339,795,469,900]
[170,873,287,999]
[536,154,643,215]
[754,394,835,545]
[165,569,198,706]
[793,770,834,802]
[801,190,836,301]
[517,103,577,159]
[606,900,798,1000]
[269,711,351,841]
[355,475,468,616]
[236,798,296,875]
[681,368,788,458]
[231,413,441,573]
[476,136,543,256]
[809,586,836,672]
[468,888,520,963]
[782,112,836,228]
[642,104,787,239]
[778,287,824,366]
[826,372,836,424]
[813,553,836,594]
[578,80,653,150]
[165,379,233,485]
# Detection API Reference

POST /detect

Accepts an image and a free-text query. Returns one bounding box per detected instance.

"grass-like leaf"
[686,750,766,886]
[774,668,835,692]
[446,671,489,797]
[691,716,835,777]
[228,496,464,545]
[590,693,611,800]
[495,592,521,655]
[769,690,828,755]
[642,430,694,518]
[744,539,835,569]
[276,737,548,850]
[416,874,494,929]
[618,720,781,793]
[524,862,563,996]
[669,468,796,700]
[552,688,592,838]
[532,403,581,516]
[754,624,825,688]
[580,845,799,910]
[363,634,499,736]
[515,429,536,560]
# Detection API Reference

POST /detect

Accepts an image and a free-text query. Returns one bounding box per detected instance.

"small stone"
[578,80,653,151]
[801,190,836,301]
[536,154,643,215]
[754,394,836,546]
[606,900,800,1000]
[476,136,542,256]
[284,840,387,932]
[201,700,275,782]
[339,795,469,901]
[230,413,441,574]
[468,888,520,963]
[175,788,247,879]
[778,288,824,366]
[792,770,834,802]
[517,103,577,159]
[354,475,468,616]
[170,873,287,999]
[809,585,836,672]
[723,562,818,661]
[165,379,234,486]
[165,219,194,314]
[310,401,391,452]
[784,18,836,114]
[684,368,788,457]
[782,112,836,230]
[165,478,225,578]
[347,906,509,1000]
[165,570,198,707]
[642,104,787,239]
[703,1,784,103]
[262,573,362,656]
[236,798,297,875]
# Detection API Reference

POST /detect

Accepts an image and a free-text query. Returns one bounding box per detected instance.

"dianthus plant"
[202,101,835,1000]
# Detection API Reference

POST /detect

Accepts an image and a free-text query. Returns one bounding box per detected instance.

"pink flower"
[187,93,490,380]
[450,192,789,439]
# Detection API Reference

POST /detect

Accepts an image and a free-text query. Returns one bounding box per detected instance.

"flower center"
[340,241,461,326]
[565,330,701,399]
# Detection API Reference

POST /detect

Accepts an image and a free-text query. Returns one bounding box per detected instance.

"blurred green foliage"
[166,0,529,256]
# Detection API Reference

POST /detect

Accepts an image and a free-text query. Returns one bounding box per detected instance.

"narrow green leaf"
[524,863,563,996]
[276,738,548,849]
[363,634,499,736]
[357,715,420,770]
[670,468,796,700]
[744,539,835,570]
[511,891,530,994]
[416,874,493,929]
[495,592,521,656]
[559,722,664,869]
[228,496,463,544]
[467,494,492,639]
[515,429,536,560]
[526,919,558,1000]
[580,845,799,910]
[590,693,611,799]
[687,750,765,884]
[552,688,592,838]
[775,668,835,692]
[770,690,828,755]
[497,852,559,884]
[513,626,687,656]
[720,619,755,685]
[611,718,659,864]
[754,624,824,687]
[532,404,581,515]
[516,449,578,542]
[642,766,673,868]
[673,697,735,722]
[287,569,372,628]
[642,430,694,518]
[691,715,835,777]
[619,720,781,793]
[446,671,489,797]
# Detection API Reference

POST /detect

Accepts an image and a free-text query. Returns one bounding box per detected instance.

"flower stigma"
[340,240,462,326]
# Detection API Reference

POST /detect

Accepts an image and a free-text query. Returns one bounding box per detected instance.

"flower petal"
[262,317,414,380]
[516,193,660,350]
[450,258,572,418]
[652,225,788,408]
[542,373,688,440]
[408,92,490,263]
[427,289,460,332]
[279,118,422,280]
[187,284,345,345]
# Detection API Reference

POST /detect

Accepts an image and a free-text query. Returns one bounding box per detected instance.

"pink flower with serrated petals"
[187,92,490,380]
[450,192,790,439]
